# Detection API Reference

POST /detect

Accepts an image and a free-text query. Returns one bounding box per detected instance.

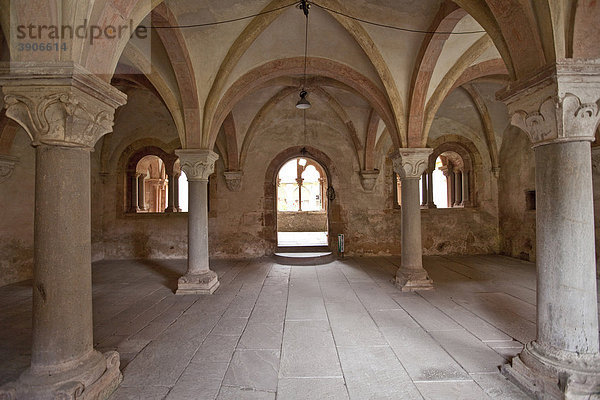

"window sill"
[122,211,188,218]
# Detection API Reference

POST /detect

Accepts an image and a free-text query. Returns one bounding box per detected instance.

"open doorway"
[276,157,328,247]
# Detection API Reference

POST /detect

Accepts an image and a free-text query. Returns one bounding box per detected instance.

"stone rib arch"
[208,57,399,151]
[422,35,494,147]
[238,85,364,172]
[151,2,201,148]
[570,0,600,59]
[407,2,468,147]
[121,44,186,145]
[202,0,405,150]
[461,84,500,173]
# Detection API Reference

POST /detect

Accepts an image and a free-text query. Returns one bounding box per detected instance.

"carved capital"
[0,62,127,150]
[499,61,600,148]
[176,149,219,182]
[392,148,432,179]
[224,170,243,192]
[0,155,18,183]
[359,169,379,192]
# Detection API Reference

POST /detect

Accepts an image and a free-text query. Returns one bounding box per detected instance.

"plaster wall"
[498,125,536,261]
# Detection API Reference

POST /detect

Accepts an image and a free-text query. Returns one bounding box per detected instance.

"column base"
[164,206,178,213]
[176,270,220,295]
[502,341,600,399]
[0,350,121,400]
[395,270,434,292]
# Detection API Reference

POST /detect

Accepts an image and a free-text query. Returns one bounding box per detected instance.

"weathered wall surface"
[0,129,34,286]
[91,85,502,261]
[277,212,328,232]
[498,126,536,261]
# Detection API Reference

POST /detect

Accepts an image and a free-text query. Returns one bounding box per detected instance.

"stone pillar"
[127,171,139,213]
[392,148,434,291]
[453,169,462,207]
[174,172,181,212]
[421,172,428,207]
[446,167,455,207]
[427,170,436,208]
[165,171,177,212]
[0,63,127,400]
[296,178,304,211]
[499,62,600,399]
[136,173,145,211]
[175,149,220,295]
[461,171,471,207]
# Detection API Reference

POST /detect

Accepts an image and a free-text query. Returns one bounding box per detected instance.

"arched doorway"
[276,157,328,247]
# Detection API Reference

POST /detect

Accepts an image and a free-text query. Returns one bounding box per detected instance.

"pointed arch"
[422,35,494,147]
[203,0,405,149]
[208,57,399,151]
[407,2,468,147]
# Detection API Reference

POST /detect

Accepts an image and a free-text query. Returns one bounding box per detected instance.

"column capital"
[0,62,127,150]
[497,61,600,148]
[392,148,433,179]
[224,170,243,192]
[175,149,219,182]
[359,169,380,192]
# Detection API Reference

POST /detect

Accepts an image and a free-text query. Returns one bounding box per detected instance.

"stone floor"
[277,231,328,247]
[1,255,594,399]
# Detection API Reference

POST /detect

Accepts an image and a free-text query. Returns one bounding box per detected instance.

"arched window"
[277,158,325,212]
[422,142,475,209]
[124,147,185,214]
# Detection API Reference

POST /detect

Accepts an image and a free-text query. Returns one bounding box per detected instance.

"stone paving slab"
[0,256,537,400]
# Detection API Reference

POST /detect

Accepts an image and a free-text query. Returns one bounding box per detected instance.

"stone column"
[175,149,220,295]
[461,171,471,207]
[499,62,600,399]
[453,169,462,207]
[446,166,455,207]
[0,63,127,400]
[421,172,428,207]
[392,148,434,291]
[427,170,436,208]
[136,173,145,211]
[296,178,304,211]
[174,172,181,212]
[127,171,139,213]
[164,161,178,213]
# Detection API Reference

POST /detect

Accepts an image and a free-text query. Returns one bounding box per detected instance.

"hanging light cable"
[296,0,311,110]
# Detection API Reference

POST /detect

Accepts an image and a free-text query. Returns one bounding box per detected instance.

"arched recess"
[238,85,363,172]
[115,139,180,214]
[427,135,484,207]
[208,57,399,150]
[203,0,405,150]
[263,146,341,252]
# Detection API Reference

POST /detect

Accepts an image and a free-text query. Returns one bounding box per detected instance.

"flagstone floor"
[0,255,558,399]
